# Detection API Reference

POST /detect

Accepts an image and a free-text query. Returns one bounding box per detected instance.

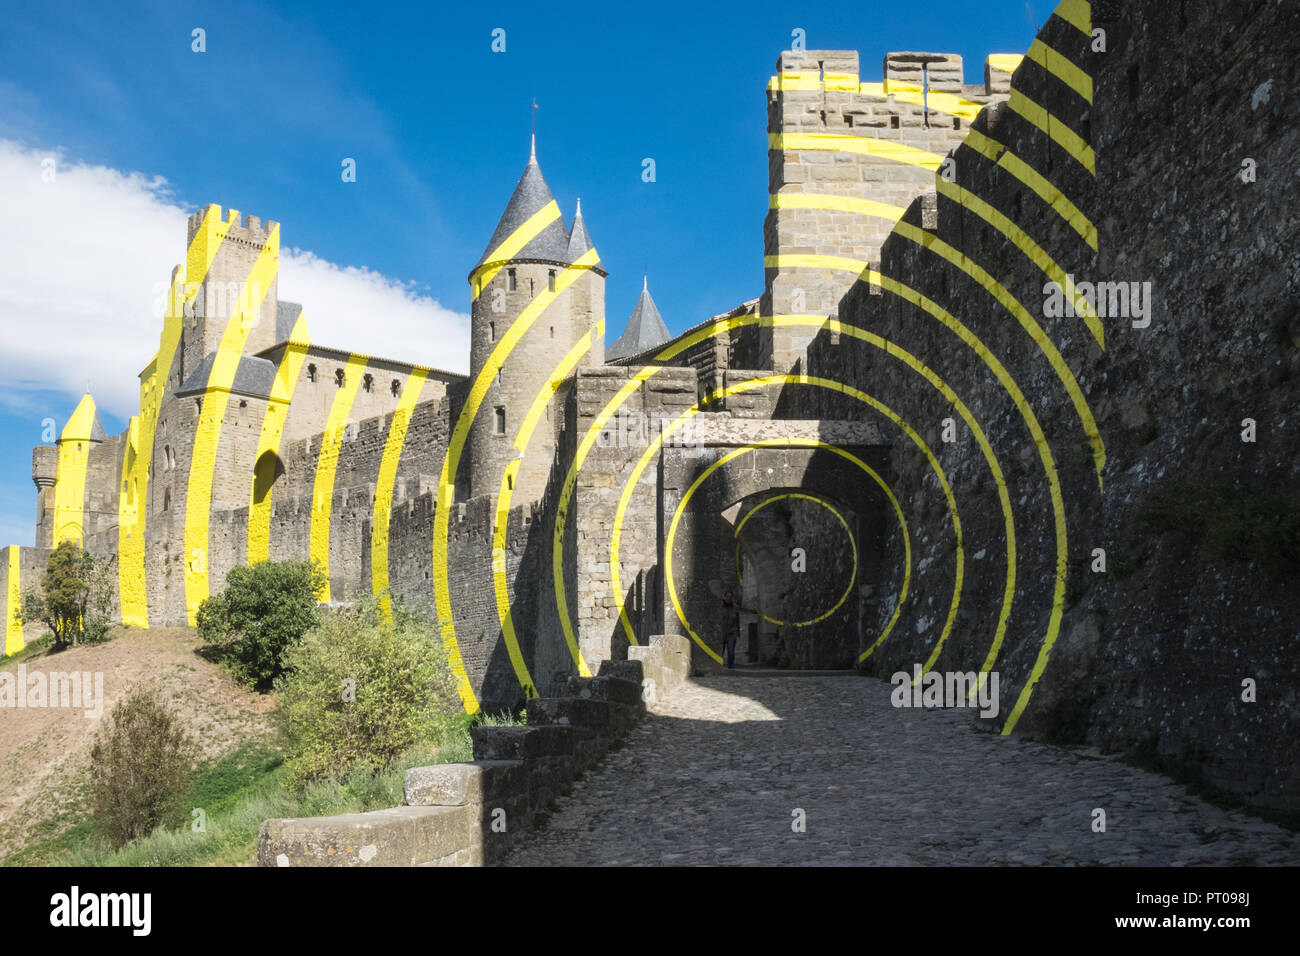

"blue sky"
[0,0,1041,546]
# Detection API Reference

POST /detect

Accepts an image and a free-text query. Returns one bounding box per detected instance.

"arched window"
[391,378,401,397]
[335,368,345,388]
[548,269,556,292]
[362,373,374,393]
[162,489,171,512]
[307,363,317,383]
[507,268,516,292]
[252,451,284,505]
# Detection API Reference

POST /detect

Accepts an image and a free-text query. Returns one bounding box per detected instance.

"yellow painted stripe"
[371,368,428,620]
[861,270,1068,720]
[309,353,368,602]
[1007,88,1095,174]
[434,247,601,713]
[1053,0,1092,36]
[609,376,924,662]
[666,443,892,661]
[936,177,1103,347]
[1026,38,1092,103]
[559,314,978,680]
[492,319,602,697]
[891,220,1105,485]
[859,81,988,122]
[767,70,859,93]
[183,224,280,624]
[119,207,231,626]
[734,493,859,627]
[986,54,1025,76]
[771,132,945,172]
[960,129,1096,250]
[468,200,562,299]
[247,312,311,564]
[771,192,906,222]
[52,393,98,546]
[5,546,22,656]
[765,254,868,274]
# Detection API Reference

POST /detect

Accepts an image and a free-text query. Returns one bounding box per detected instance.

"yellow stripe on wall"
[771,133,945,172]
[247,312,311,564]
[764,254,869,274]
[1007,88,1095,174]
[371,367,428,619]
[469,200,562,299]
[52,393,98,547]
[1025,38,1093,103]
[117,244,217,627]
[771,192,906,223]
[1053,0,1092,36]
[309,353,368,602]
[5,546,22,656]
[960,129,1096,250]
[935,177,1104,347]
[858,81,989,122]
[182,223,280,624]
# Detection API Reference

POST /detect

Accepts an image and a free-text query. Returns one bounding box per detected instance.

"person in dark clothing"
[720,589,741,668]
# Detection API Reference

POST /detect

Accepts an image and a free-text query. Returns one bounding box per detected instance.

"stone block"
[258,804,473,867]
[403,760,524,807]
[471,724,576,761]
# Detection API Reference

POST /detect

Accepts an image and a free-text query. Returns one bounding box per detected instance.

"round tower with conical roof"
[465,142,606,503]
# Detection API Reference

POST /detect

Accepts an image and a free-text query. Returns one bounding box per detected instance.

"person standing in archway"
[719,589,741,669]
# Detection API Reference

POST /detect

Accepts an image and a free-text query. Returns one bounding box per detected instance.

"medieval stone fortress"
[4,0,1298,863]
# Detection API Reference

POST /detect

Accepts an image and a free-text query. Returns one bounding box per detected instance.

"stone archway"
[657,418,894,672]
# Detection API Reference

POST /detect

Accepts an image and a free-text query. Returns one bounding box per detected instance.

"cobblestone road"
[503,673,1300,866]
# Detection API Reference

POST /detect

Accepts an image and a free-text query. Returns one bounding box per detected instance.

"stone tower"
[466,143,606,503]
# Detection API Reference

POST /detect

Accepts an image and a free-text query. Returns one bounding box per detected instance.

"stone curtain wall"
[779,0,1298,808]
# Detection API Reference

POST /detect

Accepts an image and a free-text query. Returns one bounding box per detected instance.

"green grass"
[5,704,527,867]
[14,718,477,867]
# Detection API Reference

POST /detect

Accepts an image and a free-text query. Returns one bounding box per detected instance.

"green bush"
[197,560,326,689]
[20,541,113,648]
[89,686,197,847]
[274,600,462,791]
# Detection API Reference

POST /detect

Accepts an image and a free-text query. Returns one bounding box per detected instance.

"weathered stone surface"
[258,804,473,867]
[403,760,524,807]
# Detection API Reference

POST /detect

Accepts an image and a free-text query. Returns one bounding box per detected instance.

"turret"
[606,275,670,361]
[465,144,606,503]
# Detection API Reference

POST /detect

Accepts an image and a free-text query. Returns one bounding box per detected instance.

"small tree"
[21,541,113,648]
[89,686,197,846]
[275,599,461,790]
[196,559,326,690]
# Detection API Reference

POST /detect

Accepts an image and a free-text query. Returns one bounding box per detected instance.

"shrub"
[275,600,462,790]
[89,686,198,847]
[21,541,114,648]
[196,560,326,689]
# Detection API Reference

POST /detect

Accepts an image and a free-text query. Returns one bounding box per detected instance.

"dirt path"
[0,627,274,862]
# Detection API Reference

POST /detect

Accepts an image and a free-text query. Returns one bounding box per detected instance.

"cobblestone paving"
[503,674,1300,866]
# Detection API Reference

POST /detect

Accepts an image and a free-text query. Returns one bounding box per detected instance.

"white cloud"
[0,138,469,422]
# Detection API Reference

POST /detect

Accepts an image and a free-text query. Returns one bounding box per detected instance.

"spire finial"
[576,196,582,216]
[530,98,538,162]
[643,268,648,293]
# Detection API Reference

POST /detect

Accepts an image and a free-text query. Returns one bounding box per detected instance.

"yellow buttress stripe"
[182,225,280,624]
[309,353,368,602]
[5,546,22,656]
[52,393,98,547]
[371,367,428,619]
[247,312,311,564]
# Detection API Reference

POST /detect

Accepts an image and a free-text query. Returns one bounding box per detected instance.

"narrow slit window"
[494,406,506,434]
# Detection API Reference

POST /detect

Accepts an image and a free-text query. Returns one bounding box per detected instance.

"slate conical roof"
[61,392,107,443]
[565,198,597,263]
[473,146,571,275]
[606,276,671,360]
